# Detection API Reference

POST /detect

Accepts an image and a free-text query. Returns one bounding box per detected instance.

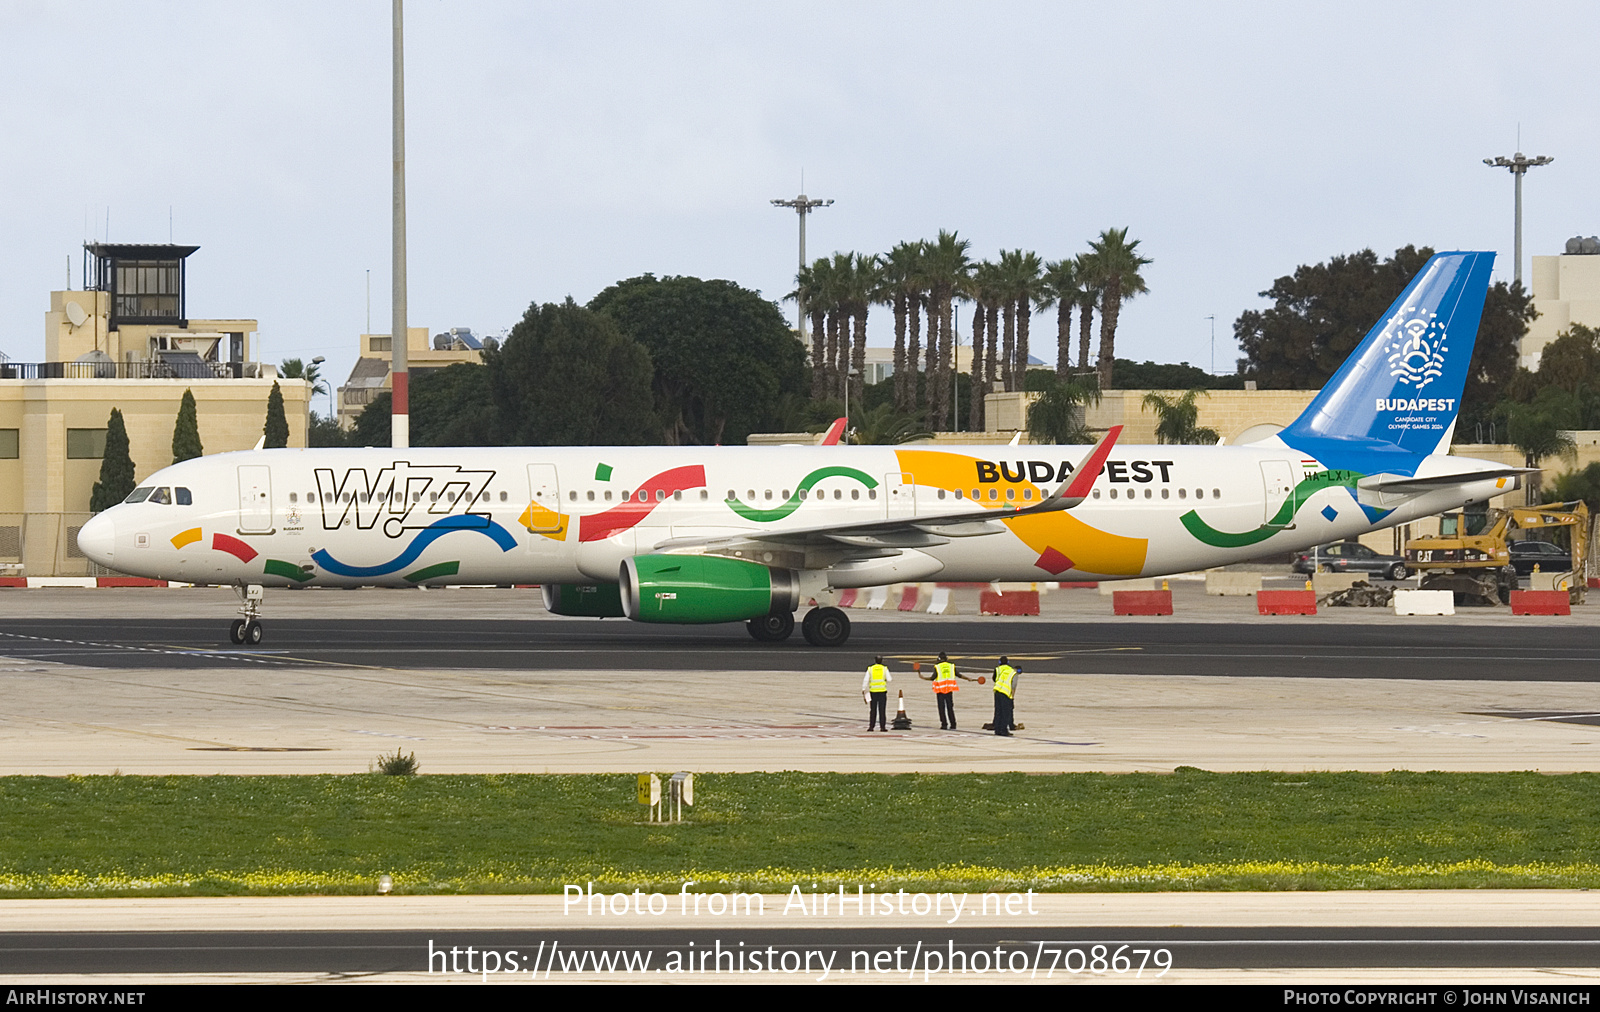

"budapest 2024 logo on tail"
[1385,308,1448,393]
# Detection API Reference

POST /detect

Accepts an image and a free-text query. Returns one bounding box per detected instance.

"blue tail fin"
[1279,251,1495,466]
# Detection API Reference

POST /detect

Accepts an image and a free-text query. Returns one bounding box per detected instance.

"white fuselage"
[79,442,1509,590]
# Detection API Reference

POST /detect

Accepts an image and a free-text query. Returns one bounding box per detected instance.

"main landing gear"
[228,583,265,645]
[801,606,850,647]
[743,606,851,646]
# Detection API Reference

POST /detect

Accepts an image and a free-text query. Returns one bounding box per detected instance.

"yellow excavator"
[1403,501,1589,605]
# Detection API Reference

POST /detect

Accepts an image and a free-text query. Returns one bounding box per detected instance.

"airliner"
[77,251,1522,647]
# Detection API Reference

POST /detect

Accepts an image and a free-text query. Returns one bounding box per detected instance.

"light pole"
[1206,315,1215,375]
[1483,151,1554,287]
[771,192,832,344]
[391,0,410,449]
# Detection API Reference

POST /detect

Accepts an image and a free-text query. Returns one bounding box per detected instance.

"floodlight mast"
[391,0,409,448]
[1483,152,1554,287]
[771,193,833,344]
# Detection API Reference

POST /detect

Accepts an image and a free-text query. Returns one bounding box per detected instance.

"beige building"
[337,327,486,429]
[1525,243,1600,369]
[0,244,309,576]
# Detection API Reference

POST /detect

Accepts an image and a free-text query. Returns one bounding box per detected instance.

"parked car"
[1291,542,1410,580]
[1508,540,1572,577]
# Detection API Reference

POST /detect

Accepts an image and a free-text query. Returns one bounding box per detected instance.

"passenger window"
[289,492,298,504]
[1023,489,1033,501]
[748,490,756,500]
[1006,488,1015,501]
[1212,488,1220,499]
[1195,489,1204,499]
[606,491,614,501]
[798,489,807,500]
[851,489,859,500]
[1109,489,1118,500]
[587,491,595,501]
[500,491,508,502]
[1161,488,1169,499]
[834,489,842,500]
[726,490,736,501]
[1178,488,1186,499]
[781,490,790,500]
[699,490,707,501]
[988,489,998,501]
[176,487,192,505]
[674,491,682,501]
[868,490,877,500]
[1092,489,1101,499]
[953,489,962,500]
[939,489,947,500]
[1144,489,1152,499]
[657,489,666,501]
[569,491,577,501]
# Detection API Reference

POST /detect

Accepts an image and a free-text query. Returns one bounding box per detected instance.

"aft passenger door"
[524,463,564,534]
[1260,461,1296,526]
[237,465,274,534]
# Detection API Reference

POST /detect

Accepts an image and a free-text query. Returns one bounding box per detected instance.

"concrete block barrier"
[1258,589,1316,615]
[1392,589,1454,616]
[1205,571,1262,596]
[979,590,1040,616]
[1112,589,1173,615]
[1511,590,1571,616]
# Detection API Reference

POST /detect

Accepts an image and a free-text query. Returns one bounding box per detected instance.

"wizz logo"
[314,463,496,538]
[1383,308,1448,392]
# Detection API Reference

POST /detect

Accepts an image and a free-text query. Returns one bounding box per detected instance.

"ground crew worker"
[862,656,892,732]
[992,656,1018,737]
[919,651,980,730]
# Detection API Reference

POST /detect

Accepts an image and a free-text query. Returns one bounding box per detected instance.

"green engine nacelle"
[621,554,800,624]
[541,583,626,618]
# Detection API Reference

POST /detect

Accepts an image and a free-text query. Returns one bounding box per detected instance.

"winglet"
[1041,426,1122,509]
[818,417,847,446]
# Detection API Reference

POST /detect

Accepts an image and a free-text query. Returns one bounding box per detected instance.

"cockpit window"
[149,487,173,505]
[123,487,154,504]
[176,487,192,506]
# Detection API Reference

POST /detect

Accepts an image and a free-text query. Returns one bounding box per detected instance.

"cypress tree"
[171,388,203,463]
[90,408,136,512]
[263,381,289,448]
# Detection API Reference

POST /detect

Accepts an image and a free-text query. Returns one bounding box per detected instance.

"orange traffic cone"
[891,690,913,730]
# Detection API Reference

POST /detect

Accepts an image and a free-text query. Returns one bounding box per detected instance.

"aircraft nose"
[77,513,115,565]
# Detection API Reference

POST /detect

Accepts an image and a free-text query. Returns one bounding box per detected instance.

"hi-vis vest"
[933,661,959,693]
[868,664,889,693]
[993,665,1016,698]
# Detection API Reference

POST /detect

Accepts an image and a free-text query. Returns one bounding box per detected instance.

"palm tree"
[1142,389,1220,445]
[921,230,972,427]
[1012,250,1045,387]
[877,242,924,412]
[1026,374,1101,445]
[1040,258,1084,380]
[1073,251,1099,373]
[965,260,999,431]
[1507,402,1579,504]
[839,252,880,416]
[792,259,833,399]
[1085,228,1152,390]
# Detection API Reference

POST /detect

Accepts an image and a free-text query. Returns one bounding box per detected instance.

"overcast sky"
[2,1,1595,395]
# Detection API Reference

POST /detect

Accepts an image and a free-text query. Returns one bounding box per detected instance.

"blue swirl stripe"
[311,514,518,578]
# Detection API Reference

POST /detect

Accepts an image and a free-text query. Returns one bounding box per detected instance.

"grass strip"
[4,771,1600,896]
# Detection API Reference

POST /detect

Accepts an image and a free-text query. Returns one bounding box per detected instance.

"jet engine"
[541,583,626,618]
[620,554,800,624]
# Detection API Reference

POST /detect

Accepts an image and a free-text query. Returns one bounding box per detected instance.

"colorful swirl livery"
[79,252,1520,646]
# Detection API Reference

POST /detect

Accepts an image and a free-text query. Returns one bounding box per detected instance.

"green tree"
[1085,228,1152,390]
[263,381,289,448]
[350,364,497,447]
[876,241,925,413]
[1504,398,1578,504]
[90,408,135,512]
[488,298,658,445]
[171,388,203,463]
[1142,389,1221,445]
[849,402,932,445]
[1040,257,1086,380]
[1025,373,1100,445]
[278,357,328,399]
[921,230,973,427]
[1235,247,1532,428]
[307,412,348,447]
[1546,463,1600,512]
[590,275,806,445]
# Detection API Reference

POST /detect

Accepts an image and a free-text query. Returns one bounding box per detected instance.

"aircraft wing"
[650,426,1122,554]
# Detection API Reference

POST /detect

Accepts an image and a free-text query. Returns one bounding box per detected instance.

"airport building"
[336,326,485,430]
[1525,237,1600,369]
[0,244,310,577]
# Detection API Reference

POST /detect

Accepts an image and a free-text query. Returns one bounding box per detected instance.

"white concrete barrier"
[1392,589,1455,616]
[1531,571,1577,593]
[1099,578,1155,597]
[1311,573,1363,596]
[863,586,889,610]
[926,587,953,614]
[1204,571,1262,596]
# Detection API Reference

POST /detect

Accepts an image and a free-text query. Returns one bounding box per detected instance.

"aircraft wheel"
[802,606,850,647]
[229,619,246,645]
[747,611,795,642]
[244,620,264,646]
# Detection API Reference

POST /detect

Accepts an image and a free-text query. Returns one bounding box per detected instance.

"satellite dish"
[64,302,88,328]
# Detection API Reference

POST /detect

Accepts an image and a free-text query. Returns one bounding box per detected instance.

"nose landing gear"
[228,584,265,645]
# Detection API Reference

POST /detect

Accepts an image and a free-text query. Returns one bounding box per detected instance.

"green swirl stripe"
[725,466,879,522]
[1180,469,1367,548]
